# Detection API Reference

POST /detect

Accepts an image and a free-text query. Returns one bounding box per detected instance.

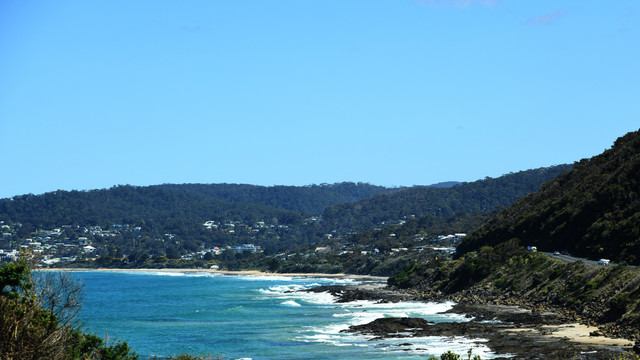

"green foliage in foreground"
[66,330,139,360]
[0,258,233,359]
[0,258,140,359]
[427,349,482,360]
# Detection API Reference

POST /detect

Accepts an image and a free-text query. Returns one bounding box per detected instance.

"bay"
[73,271,498,359]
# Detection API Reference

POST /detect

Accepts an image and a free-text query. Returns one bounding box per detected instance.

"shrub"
[387,262,422,288]
[1,258,138,360]
[610,292,632,315]
[441,350,461,360]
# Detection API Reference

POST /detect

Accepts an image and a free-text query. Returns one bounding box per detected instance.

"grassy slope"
[390,242,640,340]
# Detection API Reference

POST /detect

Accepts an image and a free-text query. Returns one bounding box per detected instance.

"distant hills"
[0,182,392,229]
[458,129,640,265]
[320,165,572,232]
[154,182,394,214]
[0,166,570,252]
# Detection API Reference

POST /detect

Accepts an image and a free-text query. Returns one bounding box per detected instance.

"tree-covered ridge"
[156,182,395,214]
[320,165,572,231]
[0,168,571,267]
[0,183,392,255]
[0,185,305,231]
[0,168,567,245]
[0,182,391,228]
[458,129,640,265]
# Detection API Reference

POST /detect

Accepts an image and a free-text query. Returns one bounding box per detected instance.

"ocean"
[73,271,499,359]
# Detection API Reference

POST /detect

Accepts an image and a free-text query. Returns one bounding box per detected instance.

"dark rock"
[304,285,412,303]
[445,303,568,326]
[305,283,636,359]
[342,317,625,360]
[343,317,433,337]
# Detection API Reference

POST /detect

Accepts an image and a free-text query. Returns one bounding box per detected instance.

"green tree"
[440,351,461,360]
[1,257,81,359]
[0,259,32,298]
[0,257,138,359]
[166,245,180,260]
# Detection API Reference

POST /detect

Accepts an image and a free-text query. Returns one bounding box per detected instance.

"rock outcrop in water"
[303,284,413,303]
[340,302,635,360]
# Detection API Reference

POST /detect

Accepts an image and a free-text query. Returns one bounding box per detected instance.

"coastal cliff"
[357,130,640,358]
[389,242,640,341]
[390,130,640,336]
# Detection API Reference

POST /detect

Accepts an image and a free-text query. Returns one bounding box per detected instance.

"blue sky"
[1,0,638,199]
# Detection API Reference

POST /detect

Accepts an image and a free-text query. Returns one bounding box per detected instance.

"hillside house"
[229,244,260,254]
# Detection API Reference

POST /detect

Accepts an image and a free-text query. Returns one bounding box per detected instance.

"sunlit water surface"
[74,271,500,359]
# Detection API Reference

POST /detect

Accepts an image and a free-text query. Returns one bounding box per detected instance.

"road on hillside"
[540,251,600,266]
[540,251,636,269]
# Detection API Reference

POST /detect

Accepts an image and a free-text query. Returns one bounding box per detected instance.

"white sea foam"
[281,300,301,307]
[310,278,359,285]
[257,284,305,296]
[330,300,467,326]
[257,284,337,304]
[294,298,504,357]
[376,335,499,358]
[298,326,501,358]
[257,279,502,358]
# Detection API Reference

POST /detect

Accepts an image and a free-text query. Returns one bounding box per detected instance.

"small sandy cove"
[509,323,634,347]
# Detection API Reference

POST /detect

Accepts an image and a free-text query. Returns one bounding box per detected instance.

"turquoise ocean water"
[73,271,500,359]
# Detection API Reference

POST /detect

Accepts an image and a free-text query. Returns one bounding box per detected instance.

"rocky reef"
[311,284,638,359]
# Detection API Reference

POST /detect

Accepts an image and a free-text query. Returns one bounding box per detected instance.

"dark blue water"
[73,271,499,359]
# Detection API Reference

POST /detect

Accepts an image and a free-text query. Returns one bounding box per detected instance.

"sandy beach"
[43,267,388,282]
[509,323,634,347]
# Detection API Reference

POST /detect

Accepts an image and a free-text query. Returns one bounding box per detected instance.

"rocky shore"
[307,284,639,359]
[303,284,413,303]
[406,282,640,342]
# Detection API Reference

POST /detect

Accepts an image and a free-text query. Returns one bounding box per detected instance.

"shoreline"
[42,267,637,358]
[41,267,388,282]
[333,288,638,358]
[345,301,636,359]
[508,323,633,347]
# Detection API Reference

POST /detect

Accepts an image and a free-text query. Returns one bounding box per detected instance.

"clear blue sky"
[1,1,638,199]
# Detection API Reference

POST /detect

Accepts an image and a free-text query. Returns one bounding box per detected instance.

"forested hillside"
[1,185,304,231]
[0,182,391,229]
[155,182,394,214]
[0,167,571,265]
[0,183,395,253]
[321,165,572,231]
[458,129,640,265]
